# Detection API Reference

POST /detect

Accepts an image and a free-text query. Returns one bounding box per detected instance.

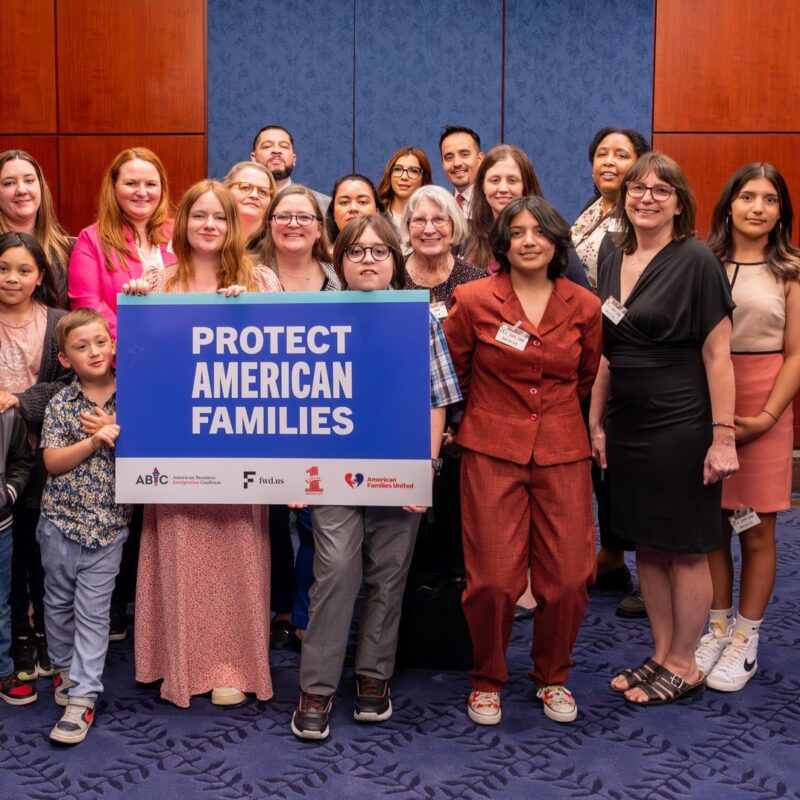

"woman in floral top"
[571,128,649,289]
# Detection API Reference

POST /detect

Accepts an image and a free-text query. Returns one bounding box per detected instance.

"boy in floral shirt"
[37,309,131,744]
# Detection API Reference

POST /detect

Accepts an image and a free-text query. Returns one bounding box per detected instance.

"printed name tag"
[729,508,760,534]
[602,297,627,325]
[430,301,448,320]
[496,322,530,351]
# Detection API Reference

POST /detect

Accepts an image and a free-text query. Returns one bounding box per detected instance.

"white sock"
[733,613,761,642]
[709,607,734,635]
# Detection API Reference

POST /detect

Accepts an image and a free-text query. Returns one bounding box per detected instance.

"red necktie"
[456,193,466,211]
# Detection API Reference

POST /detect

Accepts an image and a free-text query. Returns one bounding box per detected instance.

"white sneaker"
[467,690,501,725]
[707,632,759,692]
[211,687,247,705]
[53,669,74,707]
[695,625,732,674]
[49,699,95,744]
[536,685,577,723]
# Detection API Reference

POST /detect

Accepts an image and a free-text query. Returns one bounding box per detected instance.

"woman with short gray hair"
[402,185,486,312]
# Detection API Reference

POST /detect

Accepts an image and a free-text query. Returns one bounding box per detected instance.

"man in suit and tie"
[439,125,484,219]
[251,124,331,213]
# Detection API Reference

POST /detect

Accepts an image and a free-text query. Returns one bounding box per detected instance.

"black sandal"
[610,658,660,693]
[625,665,706,706]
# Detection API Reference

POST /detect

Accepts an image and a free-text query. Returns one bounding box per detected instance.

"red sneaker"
[0,672,38,705]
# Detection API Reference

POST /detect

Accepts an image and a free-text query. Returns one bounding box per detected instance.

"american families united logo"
[344,472,364,488]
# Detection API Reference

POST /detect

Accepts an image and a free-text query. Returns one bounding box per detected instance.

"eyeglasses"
[270,212,320,227]
[627,182,674,201]
[392,165,423,179]
[344,244,392,262]
[409,216,451,230]
[230,181,270,199]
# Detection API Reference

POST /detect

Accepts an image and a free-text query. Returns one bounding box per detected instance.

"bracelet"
[762,409,778,423]
[711,421,736,430]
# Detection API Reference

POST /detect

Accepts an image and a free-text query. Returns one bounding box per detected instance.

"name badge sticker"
[430,301,448,320]
[602,296,627,325]
[496,321,530,351]
[729,508,760,534]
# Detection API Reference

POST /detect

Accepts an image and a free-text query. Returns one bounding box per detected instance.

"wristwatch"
[431,458,443,476]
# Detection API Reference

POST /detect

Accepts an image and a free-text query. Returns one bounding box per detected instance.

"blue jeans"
[292,507,314,630]
[0,529,13,676]
[270,505,314,630]
[37,516,128,700]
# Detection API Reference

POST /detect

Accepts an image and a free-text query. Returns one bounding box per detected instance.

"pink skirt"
[135,504,272,707]
[722,353,792,513]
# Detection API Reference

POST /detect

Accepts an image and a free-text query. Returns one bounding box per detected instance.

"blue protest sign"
[115,290,432,505]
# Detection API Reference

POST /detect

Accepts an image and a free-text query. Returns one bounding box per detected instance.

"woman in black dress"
[589,152,737,704]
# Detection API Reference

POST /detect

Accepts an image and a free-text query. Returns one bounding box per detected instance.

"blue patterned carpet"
[2,509,800,800]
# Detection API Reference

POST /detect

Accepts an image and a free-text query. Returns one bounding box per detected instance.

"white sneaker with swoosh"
[707,632,759,692]
[695,623,733,674]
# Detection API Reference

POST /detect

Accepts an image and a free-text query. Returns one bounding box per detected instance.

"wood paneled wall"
[0,0,207,234]
[652,0,800,239]
[652,0,800,443]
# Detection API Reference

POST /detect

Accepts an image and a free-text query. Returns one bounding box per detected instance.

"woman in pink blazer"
[68,147,175,338]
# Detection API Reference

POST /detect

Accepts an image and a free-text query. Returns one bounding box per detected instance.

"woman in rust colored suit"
[443,196,601,726]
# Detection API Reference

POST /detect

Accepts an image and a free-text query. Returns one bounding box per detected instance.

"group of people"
[0,120,796,745]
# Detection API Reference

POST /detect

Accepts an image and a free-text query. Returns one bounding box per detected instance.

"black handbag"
[396,572,474,670]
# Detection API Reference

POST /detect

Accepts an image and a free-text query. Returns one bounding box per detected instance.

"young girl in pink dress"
[124,180,280,707]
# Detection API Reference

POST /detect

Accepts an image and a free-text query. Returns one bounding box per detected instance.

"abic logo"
[136,467,169,486]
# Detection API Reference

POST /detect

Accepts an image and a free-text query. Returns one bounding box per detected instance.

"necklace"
[0,312,35,329]
[625,255,649,278]
[277,264,317,292]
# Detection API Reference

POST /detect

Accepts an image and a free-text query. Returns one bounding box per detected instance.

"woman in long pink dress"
[125,180,280,707]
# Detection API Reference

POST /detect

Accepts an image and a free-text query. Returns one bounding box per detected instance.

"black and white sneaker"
[0,673,38,705]
[108,606,128,642]
[11,635,38,681]
[50,699,95,744]
[291,691,333,740]
[353,675,392,722]
[34,632,54,678]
